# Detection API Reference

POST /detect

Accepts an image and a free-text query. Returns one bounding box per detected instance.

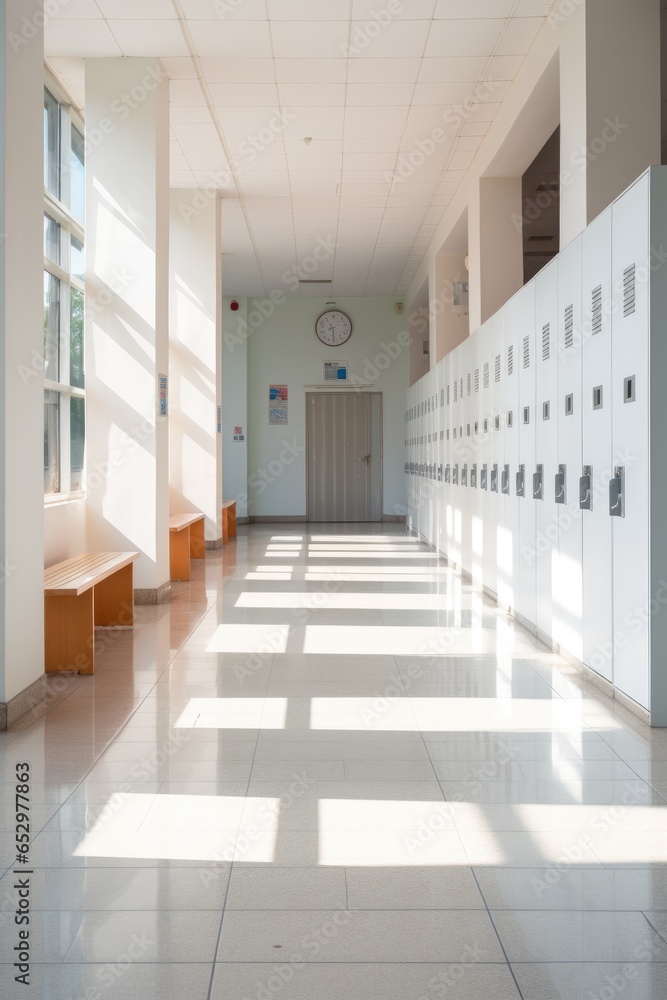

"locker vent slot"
[460,378,463,398]
[454,381,458,402]
[542,323,550,361]
[543,401,550,421]
[446,386,450,404]
[427,399,431,413]
[483,362,490,388]
[446,430,450,440]
[483,419,488,432]
[453,428,457,438]
[474,421,479,434]
[565,393,574,416]
[507,410,513,428]
[467,424,471,436]
[593,385,603,410]
[523,406,530,425]
[624,375,636,403]
[507,344,514,376]
[474,368,480,392]
[440,388,444,407]
[592,285,603,335]
[523,335,530,369]
[564,304,574,349]
[495,354,501,382]
[495,415,500,430]
[440,430,444,440]
[623,264,636,317]
[467,373,471,396]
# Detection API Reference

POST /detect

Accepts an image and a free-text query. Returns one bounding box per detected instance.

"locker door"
[449,345,462,567]
[460,337,473,575]
[554,237,583,660]
[470,333,484,585]
[535,259,559,642]
[491,310,506,605]
[502,293,521,614]
[435,358,446,556]
[517,282,537,626]
[581,207,613,681]
[611,173,650,710]
[480,321,496,596]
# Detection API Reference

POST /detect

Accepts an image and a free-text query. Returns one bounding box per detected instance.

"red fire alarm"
[230,299,239,311]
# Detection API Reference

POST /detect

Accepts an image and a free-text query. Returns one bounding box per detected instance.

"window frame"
[43,74,86,506]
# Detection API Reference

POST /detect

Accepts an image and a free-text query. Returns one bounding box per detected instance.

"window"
[43,83,86,499]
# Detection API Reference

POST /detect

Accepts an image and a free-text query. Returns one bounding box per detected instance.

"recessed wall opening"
[521,126,560,284]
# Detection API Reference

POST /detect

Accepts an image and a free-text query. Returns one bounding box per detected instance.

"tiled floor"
[2,524,667,998]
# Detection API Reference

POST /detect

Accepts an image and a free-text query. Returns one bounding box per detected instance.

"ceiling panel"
[45,0,556,297]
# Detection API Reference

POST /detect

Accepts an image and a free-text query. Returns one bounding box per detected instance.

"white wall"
[44,501,87,568]
[226,296,408,518]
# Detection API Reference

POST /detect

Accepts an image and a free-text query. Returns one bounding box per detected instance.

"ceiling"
[45,0,555,299]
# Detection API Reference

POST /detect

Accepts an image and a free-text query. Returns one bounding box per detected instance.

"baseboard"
[135,580,172,605]
[0,674,48,732]
[248,515,307,523]
[205,537,224,550]
[382,514,406,523]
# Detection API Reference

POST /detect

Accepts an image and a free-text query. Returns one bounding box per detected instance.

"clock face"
[315,310,352,347]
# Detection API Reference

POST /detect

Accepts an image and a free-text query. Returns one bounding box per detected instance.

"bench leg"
[228,503,237,538]
[190,517,206,559]
[170,529,191,581]
[45,590,95,675]
[222,508,229,545]
[94,564,135,627]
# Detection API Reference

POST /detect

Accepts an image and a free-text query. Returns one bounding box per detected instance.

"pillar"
[169,191,223,543]
[85,59,170,604]
[0,1,45,723]
[222,297,249,520]
[431,254,469,363]
[468,177,524,330]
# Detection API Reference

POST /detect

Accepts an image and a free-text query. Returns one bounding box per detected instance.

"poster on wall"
[324,361,348,381]
[233,425,245,441]
[158,374,168,417]
[269,385,288,425]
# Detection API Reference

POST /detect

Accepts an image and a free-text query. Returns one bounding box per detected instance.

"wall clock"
[315,309,352,347]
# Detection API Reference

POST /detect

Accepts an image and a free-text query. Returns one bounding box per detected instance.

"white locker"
[491,309,506,603]
[554,237,584,661]
[581,207,613,682]
[501,292,522,614]
[436,357,447,556]
[535,258,560,642]
[449,344,463,567]
[517,281,537,626]
[480,320,496,596]
[459,336,473,574]
[470,331,484,585]
[611,172,650,710]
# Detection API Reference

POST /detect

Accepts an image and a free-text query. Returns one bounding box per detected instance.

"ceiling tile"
[189,20,273,57]
[460,121,490,136]
[426,19,504,56]
[271,21,350,59]
[413,81,487,105]
[418,56,488,82]
[448,149,476,170]
[171,122,219,141]
[209,83,280,106]
[160,57,197,78]
[286,151,343,170]
[215,106,293,138]
[200,58,276,83]
[181,0,267,17]
[106,20,189,56]
[347,58,422,83]
[497,16,543,55]
[278,84,346,107]
[182,141,230,169]
[343,151,398,171]
[50,0,101,17]
[44,20,122,56]
[348,19,430,58]
[281,107,346,140]
[488,54,525,78]
[268,0,351,18]
[98,0,176,16]
[353,0,436,16]
[344,105,408,139]
[171,105,216,124]
[434,0,513,15]
[466,101,501,122]
[275,59,347,84]
[346,83,415,106]
[170,80,207,105]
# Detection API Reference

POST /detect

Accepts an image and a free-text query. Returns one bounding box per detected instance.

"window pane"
[71,125,85,222]
[70,287,84,388]
[71,236,84,280]
[70,396,85,492]
[44,214,60,265]
[44,89,60,199]
[44,390,60,494]
[43,272,60,382]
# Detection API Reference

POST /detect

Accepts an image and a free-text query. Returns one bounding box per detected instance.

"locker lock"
[502,464,510,495]
[580,466,592,511]
[533,464,543,500]
[445,464,451,484]
[516,464,525,498]
[555,464,566,505]
[490,464,498,493]
[452,464,459,486]
[609,466,625,518]
[437,464,443,483]
[471,463,477,489]
[481,464,488,491]
[461,464,468,487]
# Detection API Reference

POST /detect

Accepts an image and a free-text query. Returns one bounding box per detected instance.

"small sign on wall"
[217,406,222,433]
[324,360,347,381]
[269,385,288,425]
[234,425,245,441]
[158,374,168,417]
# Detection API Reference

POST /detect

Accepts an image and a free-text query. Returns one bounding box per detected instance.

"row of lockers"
[405,167,667,725]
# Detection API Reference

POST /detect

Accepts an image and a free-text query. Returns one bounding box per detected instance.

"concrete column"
[431,254,469,363]
[222,297,249,520]
[0,1,45,720]
[169,191,223,543]
[85,59,170,604]
[468,177,524,330]
[559,0,660,245]
[408,305,429,386]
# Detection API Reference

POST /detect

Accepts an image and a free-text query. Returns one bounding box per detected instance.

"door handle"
[357,454,371,464]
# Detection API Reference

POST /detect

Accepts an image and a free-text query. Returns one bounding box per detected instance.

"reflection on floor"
[2,524,667,999]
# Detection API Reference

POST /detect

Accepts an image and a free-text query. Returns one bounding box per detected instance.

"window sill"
[44,492,85,508]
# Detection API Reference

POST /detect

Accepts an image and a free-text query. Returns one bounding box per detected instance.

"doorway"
[306,392,382,522]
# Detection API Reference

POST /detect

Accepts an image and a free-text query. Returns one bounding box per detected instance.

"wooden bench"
[44,551,139,675]
[222,500,237,544]
[169,513,205,581]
